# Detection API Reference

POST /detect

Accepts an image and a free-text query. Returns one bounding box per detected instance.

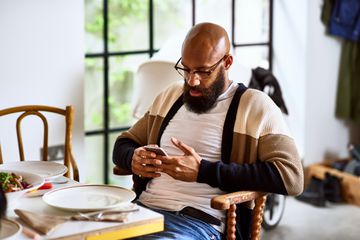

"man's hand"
[159,137,202,182]
[131,146,162,178]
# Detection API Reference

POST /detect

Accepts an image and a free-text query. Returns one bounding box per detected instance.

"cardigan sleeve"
[197,90,303,196]
[197,160,288,194]
[112,137,141,172]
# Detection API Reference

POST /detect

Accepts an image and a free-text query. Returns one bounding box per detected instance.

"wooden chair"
[0,105,79,181]
[113,165,267,240]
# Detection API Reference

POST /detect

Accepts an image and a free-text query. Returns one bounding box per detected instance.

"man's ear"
[224,55,233,70]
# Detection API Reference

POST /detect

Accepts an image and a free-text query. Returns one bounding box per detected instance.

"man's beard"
[183,67,225,114]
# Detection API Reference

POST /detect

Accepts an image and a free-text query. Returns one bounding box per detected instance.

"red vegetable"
[38,182,53,190]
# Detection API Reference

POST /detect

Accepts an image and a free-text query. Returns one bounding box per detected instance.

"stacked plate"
[0,161,68,180]
[0,161,68,209]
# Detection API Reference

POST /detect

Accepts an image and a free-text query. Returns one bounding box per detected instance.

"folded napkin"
[14,209,68,235]
[14,208,130,235]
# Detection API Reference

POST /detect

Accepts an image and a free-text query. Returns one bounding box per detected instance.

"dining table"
[5,178,164,240]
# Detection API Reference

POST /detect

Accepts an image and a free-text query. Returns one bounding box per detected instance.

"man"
[113,22,303,240]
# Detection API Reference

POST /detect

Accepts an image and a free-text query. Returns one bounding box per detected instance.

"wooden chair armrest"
[113,165,132,175]
[212,191,267,240]
[211,191,267,210]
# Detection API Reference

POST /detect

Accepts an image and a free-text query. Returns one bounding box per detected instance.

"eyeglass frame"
[174,54,228,80]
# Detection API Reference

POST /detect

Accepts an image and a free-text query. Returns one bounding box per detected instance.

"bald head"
[181,23,230,65]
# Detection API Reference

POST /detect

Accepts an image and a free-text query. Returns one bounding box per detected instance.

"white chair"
[132,60,183,118]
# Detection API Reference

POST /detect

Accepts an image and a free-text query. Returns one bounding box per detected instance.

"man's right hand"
[131,147,163,178]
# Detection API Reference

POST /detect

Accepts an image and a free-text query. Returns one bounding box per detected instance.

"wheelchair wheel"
[262,193,286,230]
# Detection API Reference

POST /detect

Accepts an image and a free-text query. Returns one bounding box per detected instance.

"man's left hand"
[159,137,201,182]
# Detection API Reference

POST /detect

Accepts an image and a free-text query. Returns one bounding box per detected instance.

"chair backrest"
[0,105,79,181]
[132,60,183,119]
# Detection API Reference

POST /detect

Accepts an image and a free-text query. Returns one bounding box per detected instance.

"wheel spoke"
[269,207,274,219]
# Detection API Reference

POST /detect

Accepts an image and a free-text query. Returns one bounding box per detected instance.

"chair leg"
[251,196,267,240]
[226,204,236,240]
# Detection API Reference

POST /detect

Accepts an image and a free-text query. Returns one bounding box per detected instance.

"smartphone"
[144,145,168,156]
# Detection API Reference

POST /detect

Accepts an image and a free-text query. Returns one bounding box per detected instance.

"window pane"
[108,132,133,189]
[85,58,104,131]
[85,0,103,53]
[196,0,232,35]
[234,46,269,69]
[154,0,192,51]
[109,54,149,128]
[235,0,269,44]
[85,135,104,184]
[108,0,149,52]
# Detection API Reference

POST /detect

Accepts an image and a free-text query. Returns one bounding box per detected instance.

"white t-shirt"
[139,82,238,232]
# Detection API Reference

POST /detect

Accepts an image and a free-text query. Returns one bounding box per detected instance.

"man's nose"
[186,73,200,87]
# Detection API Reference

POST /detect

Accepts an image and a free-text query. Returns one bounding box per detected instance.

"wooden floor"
[261,197,360,240]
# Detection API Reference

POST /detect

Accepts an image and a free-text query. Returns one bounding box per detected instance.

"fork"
[77,206,140,220]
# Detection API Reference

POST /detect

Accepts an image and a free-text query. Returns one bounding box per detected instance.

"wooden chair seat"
[0,105,79,181]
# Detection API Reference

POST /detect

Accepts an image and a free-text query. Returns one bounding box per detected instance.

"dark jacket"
[329,0,360,42]
[248,67,289,115]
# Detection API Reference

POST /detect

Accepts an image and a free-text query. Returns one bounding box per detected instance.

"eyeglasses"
[174,55,227,80]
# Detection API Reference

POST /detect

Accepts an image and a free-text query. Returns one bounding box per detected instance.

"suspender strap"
[221,83,247,163]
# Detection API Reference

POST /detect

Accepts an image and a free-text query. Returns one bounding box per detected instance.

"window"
[84,0,273,184]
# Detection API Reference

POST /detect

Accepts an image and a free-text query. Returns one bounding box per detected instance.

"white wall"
[0,0,85,179]
[273,0,307,159]
[305,0,349,163]
[274,0,349,165]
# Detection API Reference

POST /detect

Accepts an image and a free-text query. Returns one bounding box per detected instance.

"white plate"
[3,170,45,210]
[0,161,67,179]
[42,184,136,212]
[0,219,22,240]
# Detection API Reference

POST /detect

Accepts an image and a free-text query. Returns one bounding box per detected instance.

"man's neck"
[221,78,233,94]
